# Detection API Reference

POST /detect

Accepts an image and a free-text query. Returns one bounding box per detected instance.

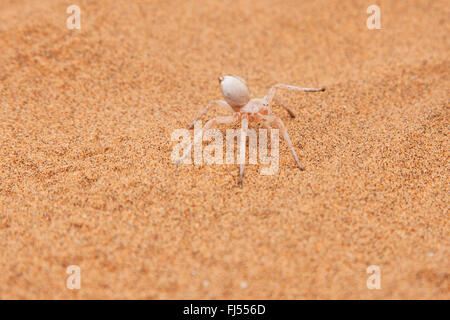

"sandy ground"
[0,0,448,299]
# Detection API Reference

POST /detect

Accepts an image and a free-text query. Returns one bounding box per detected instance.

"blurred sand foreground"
[0,0,448,299]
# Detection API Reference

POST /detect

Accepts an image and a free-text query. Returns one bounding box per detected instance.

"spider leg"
[274,97,296,118]
[260,114,305,171]
[264,84,325,113]
[273,84,325,93]
[189,100,234,129]
[238,116,249,185]
[176,115,236,164]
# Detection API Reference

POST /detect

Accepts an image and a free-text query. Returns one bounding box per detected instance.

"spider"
[177,75,325,184]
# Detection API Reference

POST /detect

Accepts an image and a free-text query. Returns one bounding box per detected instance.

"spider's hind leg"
[261,114,305,171]
[238,117,249,185]
[177,115,236,164]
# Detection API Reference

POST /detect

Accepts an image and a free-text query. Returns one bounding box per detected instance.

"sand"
[0,0,448,299]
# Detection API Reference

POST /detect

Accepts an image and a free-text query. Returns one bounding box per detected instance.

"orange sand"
[0,0,448,299]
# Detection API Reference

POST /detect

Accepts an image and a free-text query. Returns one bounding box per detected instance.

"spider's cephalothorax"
[180,75,326,184]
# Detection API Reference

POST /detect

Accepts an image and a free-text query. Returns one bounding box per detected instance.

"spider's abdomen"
[219,75,250,109]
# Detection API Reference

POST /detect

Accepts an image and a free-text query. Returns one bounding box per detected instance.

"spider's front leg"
[264,84,325,118]
[273,97,296,118]
[188,100,234,129]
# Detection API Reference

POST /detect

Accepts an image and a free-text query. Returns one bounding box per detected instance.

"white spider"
[177,75,325,184]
